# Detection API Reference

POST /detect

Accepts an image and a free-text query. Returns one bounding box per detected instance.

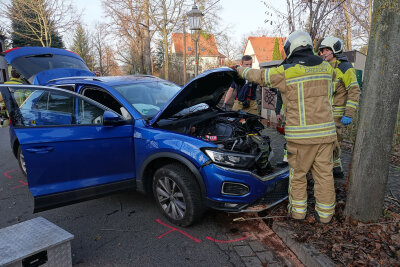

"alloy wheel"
[19,148,27,175]
[155,176,186,220]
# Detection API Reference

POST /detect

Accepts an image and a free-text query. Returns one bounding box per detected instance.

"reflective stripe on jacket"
[330,60,360,118]
[4,78,23,84]
[238,61,337,145]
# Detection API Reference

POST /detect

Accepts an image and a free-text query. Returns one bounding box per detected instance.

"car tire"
[17,146,27,177]
[153,163,204,226]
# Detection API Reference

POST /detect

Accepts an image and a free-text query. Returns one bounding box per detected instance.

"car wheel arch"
[12,139,20,158]
[138,152,206,197]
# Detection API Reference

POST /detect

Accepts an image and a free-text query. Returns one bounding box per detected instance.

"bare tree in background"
[103,0,152,74]
[342,0,374,53]
[149,0,185,80]
[92,23,119,76]
[0,0,80,47]
[263,0,344,40]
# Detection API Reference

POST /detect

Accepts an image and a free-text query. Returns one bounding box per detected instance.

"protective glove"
[341,116,352,125]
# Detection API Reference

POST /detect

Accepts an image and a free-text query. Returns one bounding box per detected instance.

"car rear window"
[11,54,90,80]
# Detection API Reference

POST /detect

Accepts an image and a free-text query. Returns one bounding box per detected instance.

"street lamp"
[187,4,203,76]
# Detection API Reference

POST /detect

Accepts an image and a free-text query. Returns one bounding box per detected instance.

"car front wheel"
[153,163,204,226]
[17,146,27,177]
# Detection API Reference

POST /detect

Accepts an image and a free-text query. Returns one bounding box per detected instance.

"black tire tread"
[153,163,204,226]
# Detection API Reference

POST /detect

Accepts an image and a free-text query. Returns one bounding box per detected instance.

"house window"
[187,46,191,51]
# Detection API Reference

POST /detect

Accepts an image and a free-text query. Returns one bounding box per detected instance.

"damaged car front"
[146,68,289,213]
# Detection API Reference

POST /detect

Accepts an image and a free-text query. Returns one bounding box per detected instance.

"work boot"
[333,166,344,179]
[314,211,332,224]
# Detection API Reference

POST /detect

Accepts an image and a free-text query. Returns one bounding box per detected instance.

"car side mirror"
[103,110,129,126]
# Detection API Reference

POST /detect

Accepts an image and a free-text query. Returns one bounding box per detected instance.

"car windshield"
[112,81,181,118]
[11,54,90,80]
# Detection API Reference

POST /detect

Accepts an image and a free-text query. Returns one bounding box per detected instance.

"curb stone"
[272,222,335,267]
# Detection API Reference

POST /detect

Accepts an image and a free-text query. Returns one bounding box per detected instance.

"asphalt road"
[0,127,250,266]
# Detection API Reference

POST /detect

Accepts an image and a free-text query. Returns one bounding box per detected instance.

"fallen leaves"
[266,181,400,266]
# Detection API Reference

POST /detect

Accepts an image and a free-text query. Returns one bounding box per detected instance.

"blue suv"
[0,47,289,226]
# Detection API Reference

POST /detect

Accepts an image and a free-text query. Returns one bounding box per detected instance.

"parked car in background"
[0,47,289,226]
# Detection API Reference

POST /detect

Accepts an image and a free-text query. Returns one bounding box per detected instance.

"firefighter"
[235,31,337,223]
[1,68,24,125]
[4,68,28,106]
[222,55,258,115]
[319,37,361,179]
[5,68,23,84]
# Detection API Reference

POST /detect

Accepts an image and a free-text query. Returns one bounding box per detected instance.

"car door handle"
[25,146,55,153]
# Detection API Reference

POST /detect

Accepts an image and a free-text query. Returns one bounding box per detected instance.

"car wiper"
[25,54,53,58]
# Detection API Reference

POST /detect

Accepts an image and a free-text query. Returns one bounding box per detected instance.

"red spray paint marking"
[206,235,248,243]
[4,169,18,179]
[12,180,28,190]
[156,219,201,243]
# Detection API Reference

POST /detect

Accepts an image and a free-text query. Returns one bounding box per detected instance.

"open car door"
[0,85,136,212]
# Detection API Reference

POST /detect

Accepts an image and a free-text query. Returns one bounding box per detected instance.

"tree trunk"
[163,29,169,80]
[183,18,187,85]
[144,0,152,74]
[342,1,352,51]
[344,0,400,222]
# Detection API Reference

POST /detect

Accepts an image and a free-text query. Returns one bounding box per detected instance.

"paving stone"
[234,245,255,257]
[267,262,284,267]
[242,256,263,267]
[256,250,277,263]
[248,240,267,252]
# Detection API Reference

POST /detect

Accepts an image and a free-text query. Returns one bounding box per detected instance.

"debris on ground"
[262,179,400,266]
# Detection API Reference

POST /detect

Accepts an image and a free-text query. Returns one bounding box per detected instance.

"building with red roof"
[171,33,225,74]
[243,36,286,69]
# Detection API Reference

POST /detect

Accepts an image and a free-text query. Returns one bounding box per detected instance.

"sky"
[72,0,284,45]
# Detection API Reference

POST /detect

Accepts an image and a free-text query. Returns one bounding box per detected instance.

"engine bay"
[158,111,274,175]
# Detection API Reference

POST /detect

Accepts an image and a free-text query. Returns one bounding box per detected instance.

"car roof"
[48,75,167,87]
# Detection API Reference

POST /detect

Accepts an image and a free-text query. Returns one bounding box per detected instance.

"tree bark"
[342,1,352,51]
[183,18,187,85]
[144,0,152,74]
[163,28,169,80]
[344,0,400,222]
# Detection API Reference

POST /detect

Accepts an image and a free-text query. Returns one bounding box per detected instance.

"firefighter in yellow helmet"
[319,37,361,179]
[235,31,337,223]
[1,68,24,125]
[4,68,24,85]
[4,68,28,106]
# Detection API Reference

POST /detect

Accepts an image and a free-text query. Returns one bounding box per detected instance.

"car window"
[82,87,131,119]
[112,81,180,118]
[9,88,105,127]
[11,55,90,81]
[33,91,73,114]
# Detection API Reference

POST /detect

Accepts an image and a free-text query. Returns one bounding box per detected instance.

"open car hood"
[149,68,236,125]
[1,47,94,85]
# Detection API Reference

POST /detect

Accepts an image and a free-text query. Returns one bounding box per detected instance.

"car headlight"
[202,148,256,169]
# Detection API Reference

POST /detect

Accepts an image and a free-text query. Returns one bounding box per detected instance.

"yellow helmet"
[283,31,313,58]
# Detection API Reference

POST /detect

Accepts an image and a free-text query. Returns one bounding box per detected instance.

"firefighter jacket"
[329,56,361,119]
[4,78,23,84]
[237,51,337,145]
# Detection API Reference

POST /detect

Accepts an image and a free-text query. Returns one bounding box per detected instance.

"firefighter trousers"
[287,141,336,223]
[232,99,258,115]
[333,117,343,170]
